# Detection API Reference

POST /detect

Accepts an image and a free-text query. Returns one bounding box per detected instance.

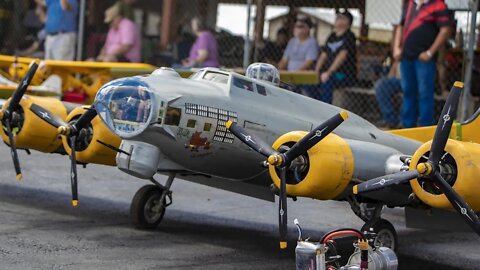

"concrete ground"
[0,147,478,269]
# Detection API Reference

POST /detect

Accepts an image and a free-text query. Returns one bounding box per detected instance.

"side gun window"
[256,84,267,96]
[233,77,253,92]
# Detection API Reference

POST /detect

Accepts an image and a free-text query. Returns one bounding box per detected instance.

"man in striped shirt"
[393,0,451,127]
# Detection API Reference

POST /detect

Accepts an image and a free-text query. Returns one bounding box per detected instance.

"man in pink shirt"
[96,4,141,63]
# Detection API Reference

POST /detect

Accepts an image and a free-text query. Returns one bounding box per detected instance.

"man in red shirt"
[393,0,451,127]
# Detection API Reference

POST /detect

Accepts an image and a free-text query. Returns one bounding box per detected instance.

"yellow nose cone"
[58,126,70,136]
[268,155,282,166]
[416,162,432,175]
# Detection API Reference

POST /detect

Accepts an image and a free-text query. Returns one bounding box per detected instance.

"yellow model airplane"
[0,55,156,103]
[2,62,480,252]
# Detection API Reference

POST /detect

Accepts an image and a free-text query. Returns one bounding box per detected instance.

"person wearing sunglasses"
[278,15,319,72]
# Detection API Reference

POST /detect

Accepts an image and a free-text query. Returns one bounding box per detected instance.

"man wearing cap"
[312,10,356,104]
[41,0,78,60]
[96,3,141,63]
[394,0,451,127]
[278,15,319,71]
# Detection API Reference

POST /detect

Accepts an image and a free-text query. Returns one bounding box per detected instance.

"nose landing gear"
[130,173,175,229]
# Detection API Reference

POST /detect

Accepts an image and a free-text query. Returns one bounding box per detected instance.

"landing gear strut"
[347,196,398,251]
[130,173,175,229]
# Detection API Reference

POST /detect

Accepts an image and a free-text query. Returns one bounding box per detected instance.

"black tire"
[361,218,398,251]
[130,185,166,230]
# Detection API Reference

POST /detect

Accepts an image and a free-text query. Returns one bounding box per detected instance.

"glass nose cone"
[94,77,154,138]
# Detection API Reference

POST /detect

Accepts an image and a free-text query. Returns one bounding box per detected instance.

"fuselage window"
[202,71,229,84]
[256,84,267,96]
[204,123,212,132]
[233,77,253,92]
[187,119,196,128]
[164,107,181,126]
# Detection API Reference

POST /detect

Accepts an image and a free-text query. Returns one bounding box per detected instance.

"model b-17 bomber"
[2,61,480,253]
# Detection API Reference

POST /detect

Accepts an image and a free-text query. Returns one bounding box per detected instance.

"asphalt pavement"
[0,147,478,269]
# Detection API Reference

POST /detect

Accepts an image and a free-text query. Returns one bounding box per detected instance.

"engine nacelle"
[410,139,480,211]
[61,106,121,166]
[269,131,354,200]
[1,96,67,153]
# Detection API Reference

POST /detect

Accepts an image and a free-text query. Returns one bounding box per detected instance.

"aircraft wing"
[0,55,156,78]
[0,73,61,99]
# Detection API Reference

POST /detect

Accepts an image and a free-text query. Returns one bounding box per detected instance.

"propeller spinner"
[227,111,348,249]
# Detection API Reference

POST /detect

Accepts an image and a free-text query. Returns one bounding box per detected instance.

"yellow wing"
[0,54,155,77]
[388,111,480,144]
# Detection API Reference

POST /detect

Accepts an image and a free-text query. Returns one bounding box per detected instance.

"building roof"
[267,8,393,31]
[217,0,364,9]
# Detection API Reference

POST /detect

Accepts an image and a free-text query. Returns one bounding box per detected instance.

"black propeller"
[30,103,68,128]
[32,105,97,207]
[63,106,97,207]
[354,82,480,236]
[227,111,349,249]
[0,60,39,180]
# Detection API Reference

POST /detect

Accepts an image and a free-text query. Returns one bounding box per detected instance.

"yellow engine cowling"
[1,96,67,153]
[61,106,121,166]
[269,131,354,200]
[410,139,480,211]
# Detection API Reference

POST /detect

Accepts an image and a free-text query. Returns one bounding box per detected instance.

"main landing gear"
[348,196,398,251]
[130,173,175,229]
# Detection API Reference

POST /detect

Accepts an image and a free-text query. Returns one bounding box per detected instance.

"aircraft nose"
[94,77,155,138]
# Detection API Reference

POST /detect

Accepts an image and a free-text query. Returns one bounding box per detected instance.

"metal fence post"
[76,0,86,61]
[461,0,478,121]
[243,0,253,69]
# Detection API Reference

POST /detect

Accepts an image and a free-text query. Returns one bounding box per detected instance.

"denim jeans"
[305,72,353,104]
[375,76,402,125]
[400,59,436,128]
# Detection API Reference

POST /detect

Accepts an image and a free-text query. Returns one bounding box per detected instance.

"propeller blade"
[4,120,22,181]
[73,106,97,131]
[8,60,39,113]
[29,103,68,128]
[432,172,480,236]
[70,135,78,207]
[353,170,420,194]
[278,167,288,249]
[283,111,348,164]
[429,82,463,165]
[226,120,277,157]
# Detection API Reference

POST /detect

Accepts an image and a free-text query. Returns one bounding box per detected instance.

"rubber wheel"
[130,185,166,230]
[361,218,398,251]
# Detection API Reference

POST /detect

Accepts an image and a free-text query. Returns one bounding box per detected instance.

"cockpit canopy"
[94,77,155,138]
[246,63,280,86]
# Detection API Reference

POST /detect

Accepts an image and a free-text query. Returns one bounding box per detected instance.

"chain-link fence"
[0,0,478,128]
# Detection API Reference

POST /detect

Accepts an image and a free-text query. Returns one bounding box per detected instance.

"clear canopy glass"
[95,78,154,138]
